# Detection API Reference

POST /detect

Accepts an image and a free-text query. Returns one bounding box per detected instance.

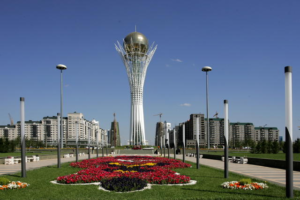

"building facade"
[0,112,106,147]
[174,114,279,148]
[254,127,279,142]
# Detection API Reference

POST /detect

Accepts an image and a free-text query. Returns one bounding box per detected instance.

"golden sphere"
[123,32,149,55]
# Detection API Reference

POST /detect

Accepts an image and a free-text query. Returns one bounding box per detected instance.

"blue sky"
[1,0,299,145]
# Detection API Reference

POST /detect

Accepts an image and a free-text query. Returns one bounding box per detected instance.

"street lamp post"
[88,127,91,159]
[202,66,212,149]
[183,123,186,163]
[173,128,176,159]
[75,119,79,163]
[56,64,67,156]
[96,130,99,158]
[57,113,61,168]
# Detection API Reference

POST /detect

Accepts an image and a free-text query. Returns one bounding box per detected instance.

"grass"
[203,151,300,161]
[0,158,299,199]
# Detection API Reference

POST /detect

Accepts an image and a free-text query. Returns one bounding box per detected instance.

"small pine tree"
[0,138,3,153]
[261,140,267,154]
[3,138,10,153]
[256,141,261,154]
[9,140,16,152]
[250,141,256,154]
[294,138,300,153]
[283,141,286,153]
[267,140,273,154]
[272,140,280,154]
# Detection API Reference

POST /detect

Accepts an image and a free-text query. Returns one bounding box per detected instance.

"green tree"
[261,140,267,154]
[256,141,261,154]
[267,140,273,154]
[3,138,10,153]
[294,138,300,153]
[272,140,280,154]
[0,138,4,153]
[250,141,256,154]
[282,141,286,153]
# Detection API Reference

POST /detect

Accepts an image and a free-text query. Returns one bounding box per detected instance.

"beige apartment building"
[0,112,105,147]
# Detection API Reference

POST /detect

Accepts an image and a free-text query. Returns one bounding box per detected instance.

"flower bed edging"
[50,180,100,185]
[151,180,197,186]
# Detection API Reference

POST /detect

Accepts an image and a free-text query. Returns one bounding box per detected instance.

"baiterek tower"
[115,31,157,145]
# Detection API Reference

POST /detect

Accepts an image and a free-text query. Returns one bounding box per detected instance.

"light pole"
[56,64,67,151]
[75,119,79,162]
[57,113,61,168]
[96,129,99,158]
[202,66,212,149]
[285,66,293,198]
[88,127,91,159]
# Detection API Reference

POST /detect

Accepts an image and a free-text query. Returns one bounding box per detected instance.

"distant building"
[185,114,205,147]
[154,122,164,146]
[155,121,171,147]
[169,125,180,148]
[229,122,255,147]
[205,118,226,147]
[174,113,279,148]
[0,112,103,147]
[255,127,279,142]
[110,114,121,147]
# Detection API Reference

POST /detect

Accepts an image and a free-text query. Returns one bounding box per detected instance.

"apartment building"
[0,112,104,147]
[255,127,279,142]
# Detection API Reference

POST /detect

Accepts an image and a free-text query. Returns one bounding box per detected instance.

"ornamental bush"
[101,177,147,192]
[0,177,10,185]
[239,178,251,185]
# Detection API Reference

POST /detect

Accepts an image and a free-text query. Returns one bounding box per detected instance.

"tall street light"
[202,66,212,149]
[56,64,67,165]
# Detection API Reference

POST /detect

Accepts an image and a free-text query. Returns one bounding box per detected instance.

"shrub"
[239,178,251,185]
[101,177,147,192]
[294,139,300,153]
[272,141,280,154]
[0,177,10,185]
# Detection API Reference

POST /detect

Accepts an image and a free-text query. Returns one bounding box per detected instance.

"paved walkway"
[0,154,98,176]
[1,153,299,191]
[165,154,300,191]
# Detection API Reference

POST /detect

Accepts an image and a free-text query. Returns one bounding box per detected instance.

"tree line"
[0,136,46,153]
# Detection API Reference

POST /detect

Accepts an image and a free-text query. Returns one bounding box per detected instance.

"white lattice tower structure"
[115,32,157,145]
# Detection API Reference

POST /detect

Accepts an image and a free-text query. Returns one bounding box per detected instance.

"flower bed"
[57,156,191,186]
[221,181,268,190]
[0,181,30,190]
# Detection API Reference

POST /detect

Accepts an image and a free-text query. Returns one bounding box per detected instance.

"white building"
[0,112,104,147]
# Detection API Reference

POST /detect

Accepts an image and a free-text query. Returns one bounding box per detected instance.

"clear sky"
[1,0,299,145]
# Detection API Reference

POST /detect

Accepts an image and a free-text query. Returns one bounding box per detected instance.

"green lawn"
[203,151,300,161]
[0,159,299,199]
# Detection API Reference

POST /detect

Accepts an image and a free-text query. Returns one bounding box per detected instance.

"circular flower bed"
[56,156,192,186]
[101,177,147,192]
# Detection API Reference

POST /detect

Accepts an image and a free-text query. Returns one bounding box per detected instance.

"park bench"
[63,154,70,158]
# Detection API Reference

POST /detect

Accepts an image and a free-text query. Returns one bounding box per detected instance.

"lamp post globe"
[56,64,67,70]
[202,66,212,72]
[202,66,212,149]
